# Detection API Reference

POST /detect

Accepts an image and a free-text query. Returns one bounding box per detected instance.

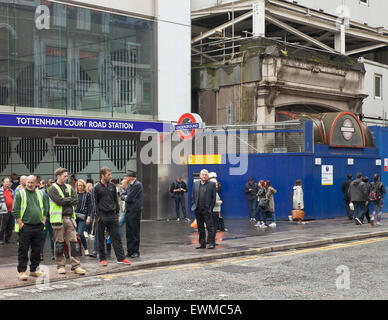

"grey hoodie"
[348,179,368,202]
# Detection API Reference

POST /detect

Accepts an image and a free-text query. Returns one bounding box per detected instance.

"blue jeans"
[174,196,187,219]
[86,215,93,235]
[248,199,256,219]
[119,213,126,238]
[255,205,265,222]
[372,199,384,222]
[352,201,366,224]
[41,217,54,255]
[263,211,276,224]
[76,219,88,250]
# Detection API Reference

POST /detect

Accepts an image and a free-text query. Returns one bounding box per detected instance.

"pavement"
[1,215,388,290]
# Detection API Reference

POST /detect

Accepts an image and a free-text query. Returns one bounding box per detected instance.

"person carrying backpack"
[369,174,386,227]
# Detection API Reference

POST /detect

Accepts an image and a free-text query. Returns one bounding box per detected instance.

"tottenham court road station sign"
[0,113,171,133]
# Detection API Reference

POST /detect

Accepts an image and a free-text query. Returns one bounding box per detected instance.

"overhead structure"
[191,0,388,62]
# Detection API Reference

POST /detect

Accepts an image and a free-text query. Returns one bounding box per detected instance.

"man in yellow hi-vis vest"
[12,175,48,281]
[48,168,86,275]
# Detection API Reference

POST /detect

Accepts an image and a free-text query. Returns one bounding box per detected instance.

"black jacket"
[122,179,143,213]
[244,183,258,200]
[170,180,187,197]
[342,179,352,201]
[349,179,368,202]
[191,180,216,213]
[91,181,119,221]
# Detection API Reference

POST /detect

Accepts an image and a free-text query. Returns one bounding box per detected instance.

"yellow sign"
[188,154,222,165]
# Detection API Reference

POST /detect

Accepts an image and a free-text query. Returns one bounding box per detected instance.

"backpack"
[369,182,382,201]
[259,198,270,211]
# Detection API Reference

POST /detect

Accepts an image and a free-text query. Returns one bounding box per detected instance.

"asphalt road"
[2,237,388,301]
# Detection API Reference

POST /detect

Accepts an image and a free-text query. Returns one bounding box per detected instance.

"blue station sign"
[0,113,172,133]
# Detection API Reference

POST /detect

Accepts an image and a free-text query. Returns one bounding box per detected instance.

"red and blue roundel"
[175,113,203,140]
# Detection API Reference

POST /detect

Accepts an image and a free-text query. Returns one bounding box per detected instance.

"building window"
[360,0,369,6]
[53,3,66,27]
[375,74,382,99]
[77,8,91,30]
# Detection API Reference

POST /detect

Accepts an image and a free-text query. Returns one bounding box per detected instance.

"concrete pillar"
[334,24,346,55]
[252,0,265,37]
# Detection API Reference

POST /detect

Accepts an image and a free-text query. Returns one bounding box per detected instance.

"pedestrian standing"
[0,177,14,244]
[48,168,86,275]
[209,173,222,244]
[75,179,91,256]
[170,176,188,221]
[291,179,304,222]
[119,179,128,238]
[85,182,95,239]
[264,180,277,228]
[122,170,143,258]
[362,176,371,224]
[244,178,258,222]
[191,169,216,249]
[39,180,54,261]
[348,172,368,226]
[13,175,48,281]
[91,167,130,266]
[342,174,353,220]
[255,180,267,227]
[370,174,386,227]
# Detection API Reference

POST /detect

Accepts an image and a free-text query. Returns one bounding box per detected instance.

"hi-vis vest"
[49,183,76,223]
[15,189,44,233]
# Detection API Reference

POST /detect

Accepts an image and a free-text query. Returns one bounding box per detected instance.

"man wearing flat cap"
[122,170,143,258]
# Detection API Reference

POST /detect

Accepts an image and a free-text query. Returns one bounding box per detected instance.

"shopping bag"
[291,209,305,221]
[190,219,197,229]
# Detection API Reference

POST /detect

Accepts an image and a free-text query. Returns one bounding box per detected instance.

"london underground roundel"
[175,113,203,140]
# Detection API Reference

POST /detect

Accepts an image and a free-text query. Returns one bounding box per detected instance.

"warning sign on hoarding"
[385,159,388,172]
[322,165,334,186]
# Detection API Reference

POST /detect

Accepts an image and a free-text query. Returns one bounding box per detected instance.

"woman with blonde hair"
[75,179,92,255]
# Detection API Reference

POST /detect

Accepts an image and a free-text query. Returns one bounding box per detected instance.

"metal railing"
[192,120,305,155]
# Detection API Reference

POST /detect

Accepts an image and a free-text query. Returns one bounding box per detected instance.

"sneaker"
[355,218,362,225]
[269,222,277,228]
[370,217,375,227]
[18,272,28,281]
[376,222,382,226]
[30,270,46,278]
[185,218,190,221]
[89,234,95,240]
[100,260,108,267]
[84,232,89,239]
[73,267,86,275]
[254,221,261,227]
[117,259,131,265]
[261,224,268,229]
[57,267,66,274]
[177,218,180,221]
[288,215,293,222]
[84,249,89,256]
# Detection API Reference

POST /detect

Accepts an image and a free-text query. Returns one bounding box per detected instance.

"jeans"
[262,211,276,224]
[352,201,366,224]
[174,196,187,219]
[85,215,93,235]
[248,199,257,219]
[41,217,54,255]
[372,199,384,222]
[255,204,265,222]
[119,213,126,238]
[76,219,88,250]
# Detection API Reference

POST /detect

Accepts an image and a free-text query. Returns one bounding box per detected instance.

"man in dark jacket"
[122,170,143,259]
[92,167,130,266]
[244,178,258,222]
[342,174,353,220]
[191,169,217,249]
[348,172,368,225]
[170,177,188,221]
